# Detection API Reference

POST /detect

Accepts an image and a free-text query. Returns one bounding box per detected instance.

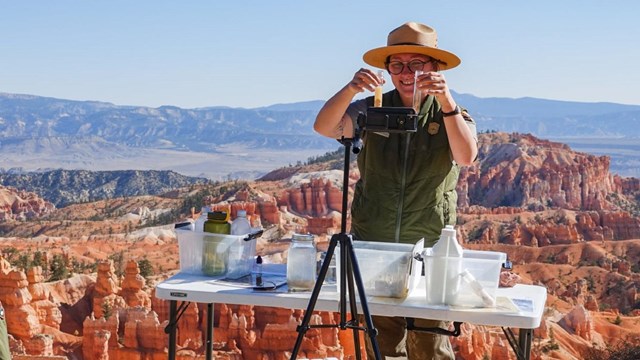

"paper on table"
[448,297,520,313]
[495,297,520,312]
[510,298,534,312]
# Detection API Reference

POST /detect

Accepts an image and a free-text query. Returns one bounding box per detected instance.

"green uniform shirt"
[348,90,476,246]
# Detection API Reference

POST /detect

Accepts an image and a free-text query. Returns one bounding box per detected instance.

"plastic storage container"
[317,251,336,284]
[335,239,424,298]
[176,229,256,279]
[422,248,507,307]
[177,228,204,274]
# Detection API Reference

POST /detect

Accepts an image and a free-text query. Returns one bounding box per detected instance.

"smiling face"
[386,53,437,107]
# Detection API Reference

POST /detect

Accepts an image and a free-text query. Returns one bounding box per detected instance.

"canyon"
[0,132,638,359]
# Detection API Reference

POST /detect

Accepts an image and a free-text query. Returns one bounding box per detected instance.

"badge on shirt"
[427,122,440,135]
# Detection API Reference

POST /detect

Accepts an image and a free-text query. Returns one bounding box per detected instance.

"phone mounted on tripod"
[357,106,418,133]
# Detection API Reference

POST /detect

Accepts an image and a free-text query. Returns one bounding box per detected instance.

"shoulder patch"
[461,109,475,123]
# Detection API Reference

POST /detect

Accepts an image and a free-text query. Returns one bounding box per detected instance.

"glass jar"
[286,233,317,291]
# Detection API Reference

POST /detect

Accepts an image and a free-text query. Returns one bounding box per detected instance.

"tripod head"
[337,126,363,154]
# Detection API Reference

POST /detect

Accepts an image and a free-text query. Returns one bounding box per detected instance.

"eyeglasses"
[386,59,429,75]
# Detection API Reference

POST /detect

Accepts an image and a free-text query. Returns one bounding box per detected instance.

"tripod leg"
[346,239,382,360]
[290,234,340,359]
[344,242,363,360]
[339,233,349,326]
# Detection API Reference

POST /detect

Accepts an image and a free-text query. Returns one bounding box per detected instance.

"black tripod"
[290,132,381,360]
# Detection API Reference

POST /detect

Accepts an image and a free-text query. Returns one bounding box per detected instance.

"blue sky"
[2,1,639,109]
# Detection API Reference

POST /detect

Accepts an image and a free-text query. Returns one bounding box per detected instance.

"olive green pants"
[0,303,9,360]
[364,315,454,360]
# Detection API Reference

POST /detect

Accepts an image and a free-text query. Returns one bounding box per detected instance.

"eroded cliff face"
[452,134,639,245]
[460,134,616,210]
[0,258,84,357]
[1,254,353,359]
[0,185,55,221]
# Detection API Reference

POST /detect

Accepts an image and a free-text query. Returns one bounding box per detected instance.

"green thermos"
[202,211,231,276]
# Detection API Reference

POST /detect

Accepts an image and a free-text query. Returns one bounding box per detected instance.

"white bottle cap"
[441,225,456,237]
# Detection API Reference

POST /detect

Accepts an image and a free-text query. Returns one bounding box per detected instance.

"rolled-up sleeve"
[345,98,369,129]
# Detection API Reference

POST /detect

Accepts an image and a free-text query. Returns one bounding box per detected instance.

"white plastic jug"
[426,225,463,305]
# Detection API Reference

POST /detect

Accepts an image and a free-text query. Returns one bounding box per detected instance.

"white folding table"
[156,265,546,360]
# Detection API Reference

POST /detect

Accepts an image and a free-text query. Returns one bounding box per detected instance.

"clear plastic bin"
[422,248,506,307]
[335,239,424,298]
[176,229,256,279]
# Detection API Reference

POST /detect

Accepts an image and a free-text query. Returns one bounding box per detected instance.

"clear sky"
[2,0,639,109]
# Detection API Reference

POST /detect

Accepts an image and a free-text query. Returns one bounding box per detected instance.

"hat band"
[390,42,432,47]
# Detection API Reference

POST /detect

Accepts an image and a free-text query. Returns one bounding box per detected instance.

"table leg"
[518,328,533,360]
[206,303,214,360]
[502,327,533,360]
[168,300,177,360]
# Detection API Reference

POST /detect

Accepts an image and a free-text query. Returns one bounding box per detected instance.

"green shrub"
[584,341,640,360]
[138,258,153,280]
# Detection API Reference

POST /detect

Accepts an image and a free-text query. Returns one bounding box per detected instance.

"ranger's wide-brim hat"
[363,22,461,71]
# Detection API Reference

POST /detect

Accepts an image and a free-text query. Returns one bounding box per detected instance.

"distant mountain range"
[1,91,639,178]
[0,169,208,207]
[0,92,332,152]
[452,92,640,137]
